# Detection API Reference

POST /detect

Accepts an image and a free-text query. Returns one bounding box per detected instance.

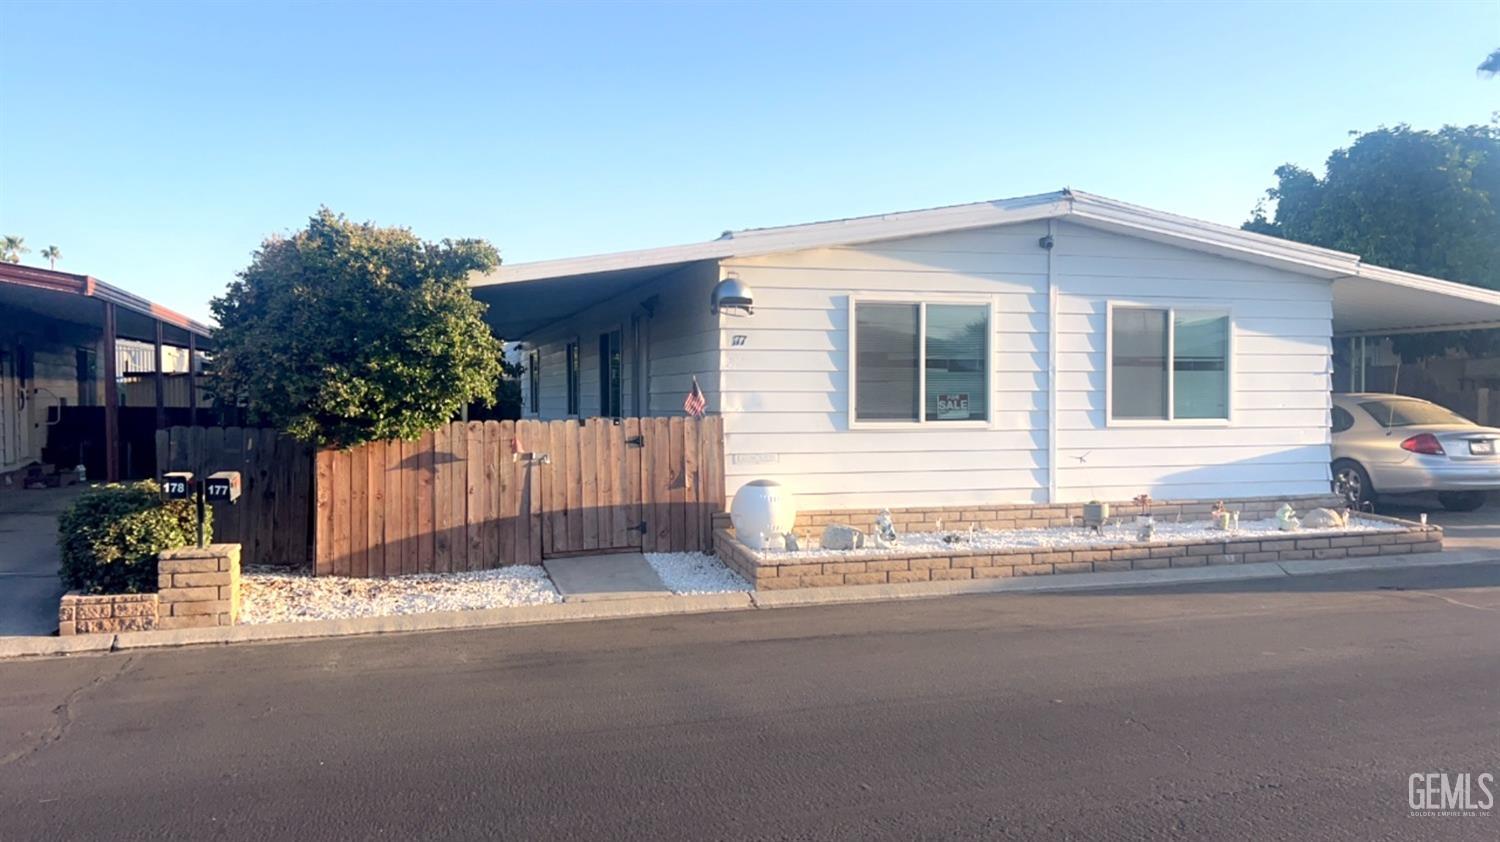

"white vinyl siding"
[716,219,1331,509]
[718,222,1052,509]
[516,217,1334,509]
[1052,221,1331,502]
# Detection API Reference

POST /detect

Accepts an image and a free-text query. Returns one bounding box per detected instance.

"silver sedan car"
[1331,393,1500,511]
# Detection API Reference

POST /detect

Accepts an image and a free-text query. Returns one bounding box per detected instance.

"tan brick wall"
[156,544,241,630]
[58,593,159,635]
[715,518,1442,590]
[710,494,1346,535]
[785,494,1346,534]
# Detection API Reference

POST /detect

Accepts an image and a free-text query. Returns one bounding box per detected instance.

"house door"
[535,416,722,558]
[0,350,14,467]
[0,347,27,470]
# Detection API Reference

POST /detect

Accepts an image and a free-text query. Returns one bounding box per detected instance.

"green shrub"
[58,481,210,594]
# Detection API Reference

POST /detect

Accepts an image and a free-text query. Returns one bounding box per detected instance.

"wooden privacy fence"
[154,427,315,566]
[313,416,725,578]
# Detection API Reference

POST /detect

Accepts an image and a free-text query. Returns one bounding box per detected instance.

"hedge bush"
[58,481,210,595]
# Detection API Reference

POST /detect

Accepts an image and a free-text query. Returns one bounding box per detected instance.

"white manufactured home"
[469,190,1500,513]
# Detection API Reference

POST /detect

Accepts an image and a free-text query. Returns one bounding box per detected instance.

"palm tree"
[1481,48,1500,79]
[39,245,61,270]
[1,235,26,264]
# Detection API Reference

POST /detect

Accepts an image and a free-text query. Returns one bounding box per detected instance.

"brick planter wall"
[712,494,1348,536]
[714,513,1442,591]
[56,543,244,635]
[157,544,242,630]
[58,593,159,635]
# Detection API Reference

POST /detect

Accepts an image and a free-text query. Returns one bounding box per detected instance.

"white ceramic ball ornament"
[730,479,797,550]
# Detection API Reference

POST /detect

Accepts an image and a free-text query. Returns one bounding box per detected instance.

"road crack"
[0,655,137,767]
[1385,589,1499,613]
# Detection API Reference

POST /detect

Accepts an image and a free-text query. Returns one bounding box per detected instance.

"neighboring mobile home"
[0,263,213,483]
[469,190,1500,514]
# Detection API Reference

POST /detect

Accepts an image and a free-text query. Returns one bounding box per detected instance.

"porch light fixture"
[711,276,754,316]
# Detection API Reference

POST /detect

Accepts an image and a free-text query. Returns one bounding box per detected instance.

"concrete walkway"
[543,553,670,602]
[0,485,84,636]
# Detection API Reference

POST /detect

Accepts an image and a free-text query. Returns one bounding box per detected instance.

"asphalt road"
[3,564,1499,841]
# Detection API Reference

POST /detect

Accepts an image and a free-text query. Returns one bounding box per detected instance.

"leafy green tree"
[1,235,26,264]
[1480,48,1500,78]
[39,245,61,269]
[1245,123,1500,360]
[210,208,511,447]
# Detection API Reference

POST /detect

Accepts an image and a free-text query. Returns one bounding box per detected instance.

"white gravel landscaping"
[240,565,562,624]
[644,552,752,594]
[758,516,1405,561]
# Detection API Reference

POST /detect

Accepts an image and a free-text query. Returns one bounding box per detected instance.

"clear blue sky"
[1,0,1496,323]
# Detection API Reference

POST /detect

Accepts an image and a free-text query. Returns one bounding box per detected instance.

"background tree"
[1244,123,1500,360]
[39,245,61,269]
[1,235,26,264]
[210,208,513,447]
[1480,48,1500,78]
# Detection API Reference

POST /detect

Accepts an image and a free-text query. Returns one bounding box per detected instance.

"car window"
[1331,406,1355,433]
[1357,399,1474,428]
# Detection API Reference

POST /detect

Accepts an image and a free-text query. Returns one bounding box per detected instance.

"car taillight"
[1400,433,1446,456]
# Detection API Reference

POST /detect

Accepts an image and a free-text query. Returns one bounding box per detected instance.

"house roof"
[0,263,214,346]
[470,189,1500,338]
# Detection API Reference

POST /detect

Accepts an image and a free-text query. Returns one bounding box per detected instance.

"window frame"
[528,349,541,415]
[847,294,994,430]
[1105,302,1234,427]
[598,326,624,419]
[564,338,580,417]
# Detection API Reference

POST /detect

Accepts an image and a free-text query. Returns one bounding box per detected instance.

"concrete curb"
[2,551,1496,660]
[108,592,756,652]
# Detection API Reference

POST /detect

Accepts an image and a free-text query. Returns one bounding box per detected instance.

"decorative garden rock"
[784,532,800,552]
[821,524,865,551]
[1301,507,1347,529]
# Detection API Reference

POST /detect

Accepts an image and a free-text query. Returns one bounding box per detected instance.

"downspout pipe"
[1046,219,1059,504]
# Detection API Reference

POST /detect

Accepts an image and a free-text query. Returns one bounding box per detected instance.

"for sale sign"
[937,393,970,412]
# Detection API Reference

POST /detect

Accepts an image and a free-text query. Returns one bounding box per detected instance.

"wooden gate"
[313,416,723,577]
[155,426,315,566]
[534,416,724,558]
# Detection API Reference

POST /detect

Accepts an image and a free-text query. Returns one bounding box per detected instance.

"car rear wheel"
[1332,459,1375,508]
[1437,491,1486,512]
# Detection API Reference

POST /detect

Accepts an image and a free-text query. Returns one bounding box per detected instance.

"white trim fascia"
[472,193,1072,287]
[1065,192,1362,278]
[474,190,1496,320]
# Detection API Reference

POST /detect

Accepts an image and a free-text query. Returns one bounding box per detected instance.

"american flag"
[683,376,707,417]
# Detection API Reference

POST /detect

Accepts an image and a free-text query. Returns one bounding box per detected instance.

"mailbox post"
[162,470,241,547]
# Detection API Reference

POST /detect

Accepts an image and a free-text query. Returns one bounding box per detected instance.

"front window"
[528,349,541,415]
[1109,306,1230,422]
[852,300,989,424]
[565,340,580,416]
[1358,399,1472,428]
[599,329,622,418]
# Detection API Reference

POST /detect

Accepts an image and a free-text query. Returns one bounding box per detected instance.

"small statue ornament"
[1275,503,1301,532]
[875,508,899,544]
